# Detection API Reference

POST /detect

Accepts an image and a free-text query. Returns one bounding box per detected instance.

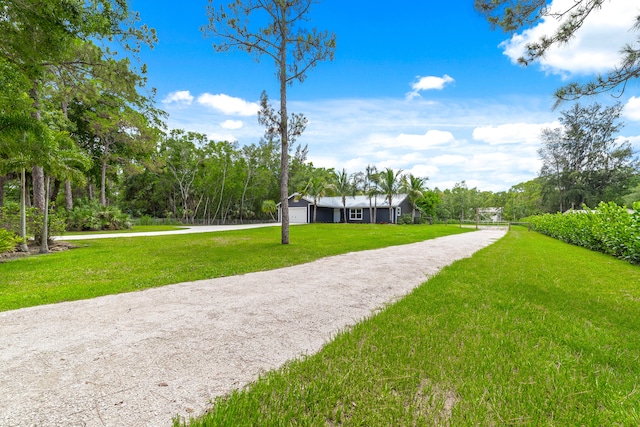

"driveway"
[1,229,506,426]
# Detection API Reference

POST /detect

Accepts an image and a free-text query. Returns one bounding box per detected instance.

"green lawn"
[0,224,470,312]
[62,224,186,235]
[176,227,640,427]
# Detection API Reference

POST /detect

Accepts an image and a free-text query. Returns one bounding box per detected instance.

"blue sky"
[130,0,640,192]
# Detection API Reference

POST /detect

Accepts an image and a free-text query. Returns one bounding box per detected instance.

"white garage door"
[289,207,308,223]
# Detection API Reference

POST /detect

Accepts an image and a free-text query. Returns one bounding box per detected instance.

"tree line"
[2,0,639,255]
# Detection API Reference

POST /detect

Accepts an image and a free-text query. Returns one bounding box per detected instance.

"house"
[277,193,416,224]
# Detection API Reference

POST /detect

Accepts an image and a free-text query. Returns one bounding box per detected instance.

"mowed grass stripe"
[0,224,470,312]
[177,228,640,427]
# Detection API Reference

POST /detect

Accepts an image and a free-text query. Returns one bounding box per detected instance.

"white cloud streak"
[406,75,454,99]
[197,93,260,116]
[162,90,194,107]
[473,122,560,145]
[221,120,244,130]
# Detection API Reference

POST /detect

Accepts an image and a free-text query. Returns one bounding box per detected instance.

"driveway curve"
[1,228,506,426]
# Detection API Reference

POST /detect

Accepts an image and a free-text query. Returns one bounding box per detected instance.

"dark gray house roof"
[301,194,409,208]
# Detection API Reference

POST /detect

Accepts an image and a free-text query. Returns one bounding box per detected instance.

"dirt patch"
[0,229,506,426]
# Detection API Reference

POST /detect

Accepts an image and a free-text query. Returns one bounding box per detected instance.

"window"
[349,208,363,221]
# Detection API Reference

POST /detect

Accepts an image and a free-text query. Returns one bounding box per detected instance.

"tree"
[0,0,156,211]
[377,168,403,224]
[402,174,428,224]
[300,169,332,223]
[416,190,442,220]
[38,131,91,253]
[504,179,543,220]
[538,127,567,212]
[261,200,277,221]
[330,169,357,223]
[362,165,379,223]
[160,130,207,222]
[475,0,640,102]
[538,103,638,210]
[203,0,336,244]
[0,114,48,251]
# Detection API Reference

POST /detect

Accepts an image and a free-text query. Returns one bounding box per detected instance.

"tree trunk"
[279,19,290,244]
[30,83,45,213]
[32,166,45,211]
[100,157,108,206]
[65,180,73,210]
[40,175,50,254]
[18,168,28,252]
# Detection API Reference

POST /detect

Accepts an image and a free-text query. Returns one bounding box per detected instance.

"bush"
[398,213,425,225]
[66,199,133,231]
[0,202,67,242]
[0,228,21,254]
[528,201,640,264]
[137,215,154,226]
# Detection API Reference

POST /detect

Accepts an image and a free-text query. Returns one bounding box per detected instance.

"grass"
[175,227,640,427]
[0,224,470,312]
[62,224,186,235]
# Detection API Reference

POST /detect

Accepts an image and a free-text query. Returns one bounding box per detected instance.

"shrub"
[0,228,21,254]
[0,202,67,242]
[528,202,640,264]
[137,215,154,226]
[397,214,413,225]
[66,199,132,231]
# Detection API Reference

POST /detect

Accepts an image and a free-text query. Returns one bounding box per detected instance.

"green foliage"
[0,228,21,253]
[416,189,441,218]
[397,213,414,225]
[529,201,640,264]
[66,199,132,231]
[0,201,66,240]
[137,215,154,226]
[175,228,640,426]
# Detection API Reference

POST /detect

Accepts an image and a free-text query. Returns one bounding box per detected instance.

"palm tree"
[0,114,48,252]
[377,168,403,223]
[402,173,428,224]
[300,174,330,223]
[330,168,356,223]
[363,164,378,223]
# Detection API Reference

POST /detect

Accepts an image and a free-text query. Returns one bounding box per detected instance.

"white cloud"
[407,164,439,179]
[624,97,640,122]
[395,130,456,150]
[431,154,467,166]
[162,90,194,107]
[197,93,260,116]
[501,0,638,76]
[473,122,559,145]
[406,75,454,99]
[221,120,244,130]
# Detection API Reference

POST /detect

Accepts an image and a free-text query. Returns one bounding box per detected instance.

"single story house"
[277,193,416,224]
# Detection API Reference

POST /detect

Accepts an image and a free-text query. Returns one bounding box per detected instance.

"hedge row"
[528,202,640,264]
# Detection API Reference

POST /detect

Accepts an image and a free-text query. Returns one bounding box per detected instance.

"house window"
[396,207,401,218]
[349,208,363,221]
